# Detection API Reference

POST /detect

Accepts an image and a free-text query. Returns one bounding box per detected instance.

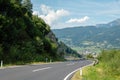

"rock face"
[46,31,58,45]
[46,31,81,59]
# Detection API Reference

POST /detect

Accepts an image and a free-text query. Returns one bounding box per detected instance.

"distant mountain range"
[53,19,120,49]
[96,18,120,28]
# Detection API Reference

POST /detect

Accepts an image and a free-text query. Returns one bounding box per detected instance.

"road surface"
[0,60,92,80]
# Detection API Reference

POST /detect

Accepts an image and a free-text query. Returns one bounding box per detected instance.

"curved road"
[0,60,92,80]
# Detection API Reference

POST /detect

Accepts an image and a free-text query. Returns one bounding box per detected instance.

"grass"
[1,61,63,68]
[72,50,120,80]
[71,71,82,80]
[0,62,46,68]
[71,63,120,80]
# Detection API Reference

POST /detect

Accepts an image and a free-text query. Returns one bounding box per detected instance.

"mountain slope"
[96,18,120,28]
[53,19,120,49]
[0,0,80,64]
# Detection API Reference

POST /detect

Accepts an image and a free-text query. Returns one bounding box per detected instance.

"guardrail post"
[46,58,48,63]
[80,68,82,76]
[1,60,3,68]
[50,59,52,63]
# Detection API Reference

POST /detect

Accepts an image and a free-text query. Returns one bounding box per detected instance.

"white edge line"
[32,67,52,72]
[63,61,94,80]
[64,67,80,80]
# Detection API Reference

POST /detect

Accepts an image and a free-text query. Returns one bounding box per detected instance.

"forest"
[0,0,80,64]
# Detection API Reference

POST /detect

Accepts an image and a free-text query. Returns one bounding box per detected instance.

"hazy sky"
[31,0,120,29]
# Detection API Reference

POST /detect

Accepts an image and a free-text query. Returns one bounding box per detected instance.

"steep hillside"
[0,0,80,64]
[53,19,120,50]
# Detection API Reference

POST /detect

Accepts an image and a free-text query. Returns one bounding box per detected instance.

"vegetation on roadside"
[71,70,82,80]
[72,49,120,80]
[0,0,80,65]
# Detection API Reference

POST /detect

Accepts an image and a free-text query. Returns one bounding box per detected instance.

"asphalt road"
[0,60,92,80]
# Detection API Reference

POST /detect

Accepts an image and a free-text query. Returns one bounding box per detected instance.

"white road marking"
[67,63,75,66]
[63,67,80,80]
[63,61,94,80]
[32,67,52,72]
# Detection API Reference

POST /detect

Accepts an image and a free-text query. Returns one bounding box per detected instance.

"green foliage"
[32,15,50,36]
[86,54,94,59]
[79,63,119,80]
[57,41,81,58]
[73,50,120,80]
[98,50,120,76]
[0,0,65,64]
[22,0,32,17]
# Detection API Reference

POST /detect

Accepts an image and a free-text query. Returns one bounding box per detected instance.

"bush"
[98,50,120,76]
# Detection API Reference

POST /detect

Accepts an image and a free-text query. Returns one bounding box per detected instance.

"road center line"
[67,63,75,66]
[32,67,52,72]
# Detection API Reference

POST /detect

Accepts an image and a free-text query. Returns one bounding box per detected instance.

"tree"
[0,0,65,64]
[22,0,32,14]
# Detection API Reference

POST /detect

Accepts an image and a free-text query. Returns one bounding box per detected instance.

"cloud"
[32,11,39,15]
[38,4,69,25]
[40,4,51,15]
[66,16,90,23]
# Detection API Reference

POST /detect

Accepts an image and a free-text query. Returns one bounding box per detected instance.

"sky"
[31,0,120,29]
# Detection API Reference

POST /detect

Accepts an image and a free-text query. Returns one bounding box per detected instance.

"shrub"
[98,50,120,76]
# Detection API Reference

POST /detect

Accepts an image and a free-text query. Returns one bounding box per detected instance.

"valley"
[53,19,120,54]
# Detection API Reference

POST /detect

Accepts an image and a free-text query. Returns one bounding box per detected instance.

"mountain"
[53,19,120,50]
[96,18,120,28]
